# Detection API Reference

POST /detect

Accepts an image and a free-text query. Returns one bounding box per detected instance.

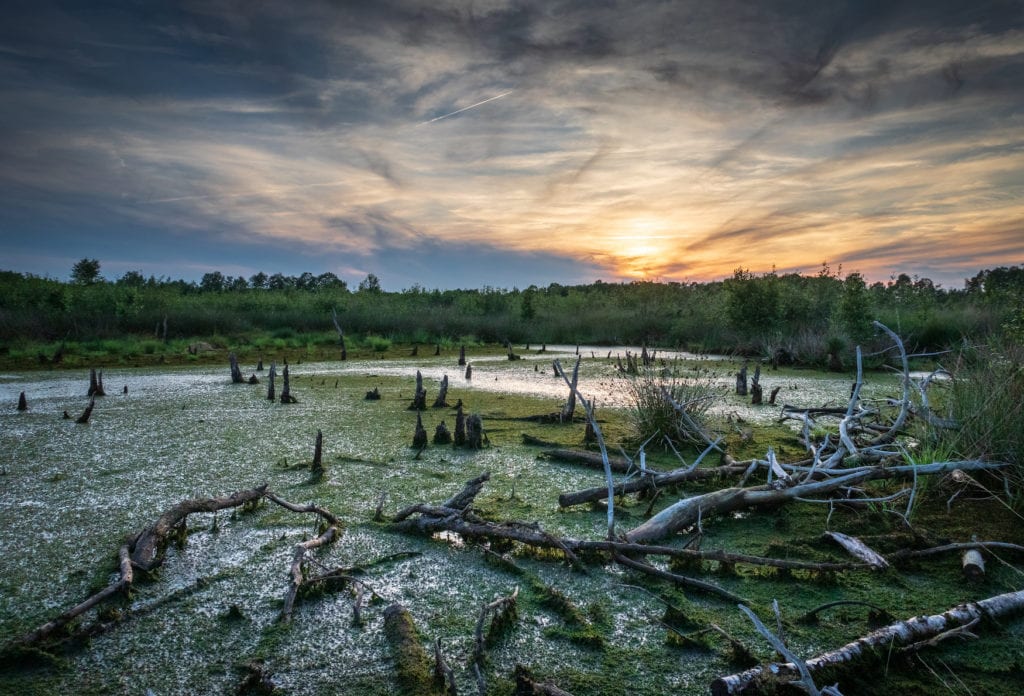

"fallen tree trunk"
[625,460,1006,544]
[131,485,268,572]
[17,544,133,646]
[558,463,748,508]
[710,588,1024,695]
[280,525,340,622]
[540,448,640,474]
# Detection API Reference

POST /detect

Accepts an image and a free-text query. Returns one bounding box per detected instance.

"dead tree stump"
[257,355,264,371]
[311,429,325,482]
[454,403,466,447]
[331,308,347,360]
[750,364,763,405]
[411,345,419,357]
[465,364,472,380]
[458,346,466,366]
[735,363,748,396]
[409,370,427,410]
[433,421,452,445]
[17,391,28,411]
[560,356,581,422]
[280,364,296,403]
[229,353,245,384]
[413,414,428,448]
[267,363,277,401]
[506,342,520,360]
[768,386,781,405]
[432,375,449,408]
[434,344,440,356]
[365,387,381,400]
[88,368,106,397]
[466,414,484,449]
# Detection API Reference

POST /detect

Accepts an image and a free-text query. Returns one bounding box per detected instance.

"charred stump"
[88,368,106,397]
[735,363,748,396]
[267,363,277,401]
[465,363,472,380]
[365,387,381,400]
[750,364,763,405]
[454,403,467,447]
[311,429,325,482]
[458,346,466,366]
[433,421,452,445]
[466,414,484,449]
[409,370,427,410]
[432,375,449,408]
[75,397,96,424]
[280,364,296,403]
[413,414,428,449]
[17,391,28,411]
[229,353,246,384]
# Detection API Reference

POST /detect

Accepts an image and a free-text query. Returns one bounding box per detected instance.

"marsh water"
[1,347,1020,694]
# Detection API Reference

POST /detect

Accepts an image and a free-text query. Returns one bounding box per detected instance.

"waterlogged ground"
[1,346,1022,695]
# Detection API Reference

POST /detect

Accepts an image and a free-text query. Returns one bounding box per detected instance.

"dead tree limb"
[331,307,347,360]
[514,665,575,696]
[822,532,889,570]
[625,460,1006,544]
[131,485,268,572]
[711,589,1024,695]
[558,463,748,508]
[473,586,519,696]
[559,356,581,422]
[75,397,96,424]
[16,544,133,646]
[614,553,747,604]
[280,525,340,622]
[434,638,458,696]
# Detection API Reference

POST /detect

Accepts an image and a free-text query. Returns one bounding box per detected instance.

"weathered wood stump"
[247,374,259,385]
[454,403,466,447]
[434,343,440,356]
[750,364,763,405]
[17,391,27,411]
[256,355,264,371]
[768,386,781,405]
[412,414,428,448]
[409,370,427,410]
[465,363,472,380]
[963,548,985,580]
[229,353,245,384]
[458,346,466,366]
[411,344,419,357]
[735,363,748,396]
[433,421,452,445]
[466,414,484,449]
[331,307,347,360]
[267,363,277,401]
[560,356,581,422]
[432,375,449,408]
[280,364,296,403]
[365,387,381,400]
[88,368,106,397]
[506,341,520,360]
[311,429,325,482]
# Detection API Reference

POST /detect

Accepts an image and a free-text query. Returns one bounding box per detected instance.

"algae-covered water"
[1,348,1022,695]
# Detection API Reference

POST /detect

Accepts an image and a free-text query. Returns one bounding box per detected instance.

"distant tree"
[267,273,292,290]
[295,272,316,290]
[71,258,101,285]
[838,272,873,343]
[724,268,780,336]
[358,273,382,293]
[315,272,347,291]
[117,270,145,287]
[249,272,268,290]
[520,287,536,320]
[200,271,225,292]
[228,275,249,291]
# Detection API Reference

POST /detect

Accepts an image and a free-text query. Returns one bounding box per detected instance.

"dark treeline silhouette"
[1,262,1022,366]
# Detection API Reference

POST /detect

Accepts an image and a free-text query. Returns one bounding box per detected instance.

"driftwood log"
[711,589,1024,695]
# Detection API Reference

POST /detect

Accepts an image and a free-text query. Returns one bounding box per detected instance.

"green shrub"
[624,363,719,448]
[364,335,392,352]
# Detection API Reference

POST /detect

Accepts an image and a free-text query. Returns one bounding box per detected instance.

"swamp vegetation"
[1,328,1022,695]
[1,264,1023,694]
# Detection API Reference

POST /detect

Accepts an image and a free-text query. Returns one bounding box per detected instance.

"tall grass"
[624,363,719,448]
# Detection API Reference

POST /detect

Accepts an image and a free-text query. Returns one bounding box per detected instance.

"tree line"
[2,260,1022,366]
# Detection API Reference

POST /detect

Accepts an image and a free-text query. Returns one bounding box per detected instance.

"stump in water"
[122,385,128,395]
[247,374,259,385]
[280,364,296,403]
[735,363,748,396]
[331,307,347,360]
[412,413,428,448]
[256,355,264,371]
[17,391,28,411]
[506,342,520,360]
[465,363,472,380]
[584,403,597,444]
[409,370,427,410]
[458,346,466,366]
[750,364,763,405]
[768,386,781,405]
[267,363,277,401]
[229,353,245,384]
[411,344,419,357]
[88,368,106,397]
[560,356,581,422]
[76,397,95,424]
[433,421,452,445]
[434,344,440,356]
[311,429,325,482]
[432,375,449,408]
[365,387,381,400]
[454,403,466,447]
[466,414,484,449]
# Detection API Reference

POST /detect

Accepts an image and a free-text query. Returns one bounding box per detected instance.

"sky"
[1,1,1022,291]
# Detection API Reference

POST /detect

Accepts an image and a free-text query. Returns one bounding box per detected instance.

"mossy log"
[383,603,440,696]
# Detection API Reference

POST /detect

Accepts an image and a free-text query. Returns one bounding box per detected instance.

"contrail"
[419,90,513,126]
